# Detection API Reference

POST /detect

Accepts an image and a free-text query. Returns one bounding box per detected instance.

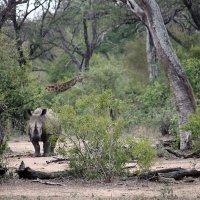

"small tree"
[0,34,48,135]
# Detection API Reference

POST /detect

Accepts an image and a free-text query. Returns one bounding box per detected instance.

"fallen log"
[129,167,183,181]
[165,148,184,158]
[160,140,176,147]
[17,161,71,179]
[129,167,200,181]
[158,169,200,180]
[184,150,200,158]
[166,148,200,159]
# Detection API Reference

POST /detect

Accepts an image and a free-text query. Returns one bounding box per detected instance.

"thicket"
[0,34,48,136]
[54,90,156,179]
[184,108,200,150]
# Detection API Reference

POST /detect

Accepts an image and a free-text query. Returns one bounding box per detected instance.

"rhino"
[28,108,60,157]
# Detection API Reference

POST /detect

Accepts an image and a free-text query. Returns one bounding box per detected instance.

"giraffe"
[45,75,83,92]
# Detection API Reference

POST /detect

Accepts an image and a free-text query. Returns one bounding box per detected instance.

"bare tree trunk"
[146,28,159,81]
[0,122,4,145]
[122,0,196,150]
[183,0,200,30]
[11,4,27,66]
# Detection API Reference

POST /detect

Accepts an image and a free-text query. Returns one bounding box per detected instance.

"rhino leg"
[43,141,50,157]
[32,141,41,157]
[50,135,59,155]
[50,144,56,156]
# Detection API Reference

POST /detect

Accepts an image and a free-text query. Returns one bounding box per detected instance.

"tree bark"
[129,167,200,181]
[0,118,4,145]
[183,0,200,30]
[123,0,196,150]
[146,28,159,81]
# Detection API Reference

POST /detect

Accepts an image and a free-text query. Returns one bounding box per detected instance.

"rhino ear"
[27,109,32,116]
[41,109,47,116]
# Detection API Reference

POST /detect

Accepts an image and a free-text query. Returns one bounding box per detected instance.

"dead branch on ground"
[46,157,70,164]
[17,161,70,179]
[32,178,65,186]
[166,148,200,158]
[129,167,200,181]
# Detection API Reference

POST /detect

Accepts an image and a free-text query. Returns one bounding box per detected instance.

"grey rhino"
[28,108,60,157]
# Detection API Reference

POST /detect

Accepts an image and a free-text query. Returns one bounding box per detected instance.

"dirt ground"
[1,137,200,199]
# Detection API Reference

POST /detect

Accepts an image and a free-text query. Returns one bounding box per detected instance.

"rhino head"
[28,108,47,140]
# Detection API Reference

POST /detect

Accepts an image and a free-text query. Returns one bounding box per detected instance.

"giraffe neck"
[45,76,83,92]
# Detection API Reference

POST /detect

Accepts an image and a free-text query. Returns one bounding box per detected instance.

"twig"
[32,178,65,186]
[123,165,137,170]
[6,153,32,158]
[46,158,70,164]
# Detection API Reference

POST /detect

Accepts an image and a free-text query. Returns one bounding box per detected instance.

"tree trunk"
[11,4,27,66]
[0,117,4,145]
[144,0,196,150]
[124,0,196,150]
[183,0,200,30]
[146,28,160,81]
[0,128,4,145]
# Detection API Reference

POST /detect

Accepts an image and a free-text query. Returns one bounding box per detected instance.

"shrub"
[131,80,178,137]
[184,108,200,149]
[56,90,128,179]
[55,90,156,179]
[190,46,200,59]
[126,136,156,171]
[0,34,51,135]
[183,58,200,103]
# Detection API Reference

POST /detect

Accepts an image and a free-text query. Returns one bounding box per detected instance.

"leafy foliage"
[127,136,156,171]
[0,34,49,134]
[124,36,148,83]
[183,58,200,103]
[184,108,200,149]
[97,24,138,55]
[86,54,126,96]
[55,90,156,179]
[131,80,178,136]
[48,53,79,83]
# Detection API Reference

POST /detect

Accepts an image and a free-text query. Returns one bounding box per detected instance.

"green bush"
[0,34,50,134]
[56,90,127,179]
[127,136,156,171]
[47,53,79,83]
[184,108,200,149]
[131,80,178,136]
[190,46,200,59]
[183,58,200,103]
[55,90,156,179]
